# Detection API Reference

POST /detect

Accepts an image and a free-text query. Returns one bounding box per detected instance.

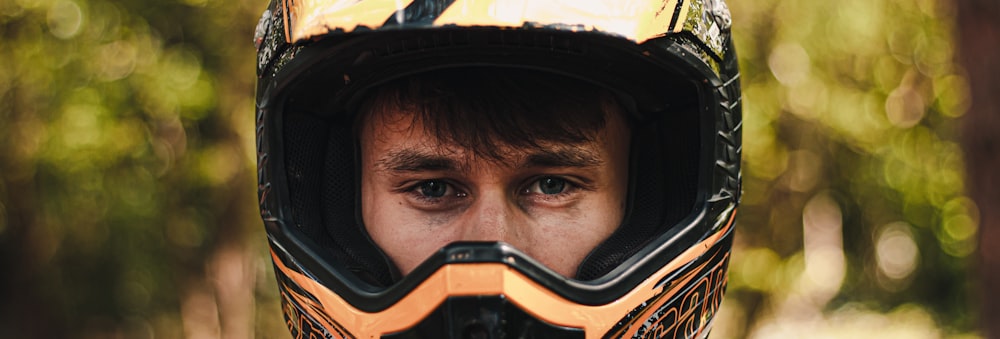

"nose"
[459,189,522,246]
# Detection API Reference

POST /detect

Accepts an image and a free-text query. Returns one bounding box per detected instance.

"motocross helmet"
[254,0,741,338]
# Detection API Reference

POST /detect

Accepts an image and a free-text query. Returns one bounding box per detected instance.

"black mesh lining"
[322,123,397,286]
[284,112,333,249]
[575,109,700,280]
[285,111,396,286]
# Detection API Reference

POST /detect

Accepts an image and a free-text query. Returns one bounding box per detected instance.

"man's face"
[359,106,631,278]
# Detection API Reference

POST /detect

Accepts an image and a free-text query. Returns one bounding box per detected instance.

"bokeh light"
[0,0,983,337]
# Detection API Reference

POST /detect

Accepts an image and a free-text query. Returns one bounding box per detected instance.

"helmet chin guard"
[254,0,741,338]
[270,217,734,338]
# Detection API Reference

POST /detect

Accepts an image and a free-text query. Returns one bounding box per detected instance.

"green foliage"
[719,0,978,337]
[0,0,979,337]
[0,0,284,336]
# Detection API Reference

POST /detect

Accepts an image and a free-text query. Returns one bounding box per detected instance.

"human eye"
[523,177,574,196]
[416,180,450,198]
[403,179,467,207]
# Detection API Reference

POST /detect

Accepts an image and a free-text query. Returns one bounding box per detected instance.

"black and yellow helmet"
[253,0,741,337]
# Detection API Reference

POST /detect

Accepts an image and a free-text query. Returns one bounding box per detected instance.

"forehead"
[362,109,612,170]
[353,68,628,162]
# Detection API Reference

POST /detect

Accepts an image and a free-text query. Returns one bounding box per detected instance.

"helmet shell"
[254,0,741,337]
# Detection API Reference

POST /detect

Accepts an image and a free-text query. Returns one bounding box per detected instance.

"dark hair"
[356,67,626,161]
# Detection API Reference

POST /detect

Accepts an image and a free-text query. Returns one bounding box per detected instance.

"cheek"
[362,191,463,274]
[525,198,622,276]
[537,195,622,237]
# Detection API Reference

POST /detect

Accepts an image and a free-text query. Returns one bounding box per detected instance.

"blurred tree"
[719,0,980,337]
[0,0,985,338]
[0,0,284,337]
[955,0,1000,338]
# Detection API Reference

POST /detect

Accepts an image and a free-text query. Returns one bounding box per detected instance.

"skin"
[359,108,631,278]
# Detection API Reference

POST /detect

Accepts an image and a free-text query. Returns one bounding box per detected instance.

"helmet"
[253,0,741,338]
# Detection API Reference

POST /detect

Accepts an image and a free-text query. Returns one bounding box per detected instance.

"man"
[254,0,741,338]
[357,68,631,279]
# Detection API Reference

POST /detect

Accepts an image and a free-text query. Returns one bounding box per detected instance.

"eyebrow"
[522,148,603,168]
[376,147,603,173]
[377,149,461,172]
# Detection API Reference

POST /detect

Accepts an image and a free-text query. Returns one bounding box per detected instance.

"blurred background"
[0,0,995,338]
